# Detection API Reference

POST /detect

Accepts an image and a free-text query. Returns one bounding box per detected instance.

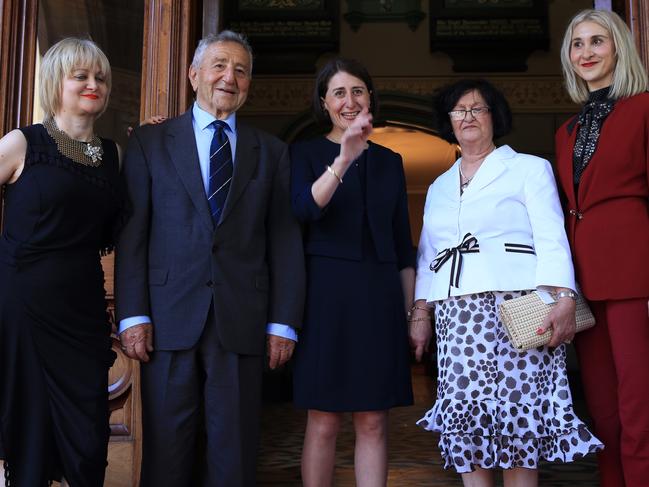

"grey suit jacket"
[115,109,305,355]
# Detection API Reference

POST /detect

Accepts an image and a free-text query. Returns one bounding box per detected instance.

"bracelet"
[555,290,578,301]
[325,164,343,184]
[410,304,429,313]
[408,316,431,323]
[407,304,429,319]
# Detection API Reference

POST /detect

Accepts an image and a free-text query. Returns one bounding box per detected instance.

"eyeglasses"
[448,106,490,121]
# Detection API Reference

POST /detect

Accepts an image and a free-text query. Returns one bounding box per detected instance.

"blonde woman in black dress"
[0,38,122,486]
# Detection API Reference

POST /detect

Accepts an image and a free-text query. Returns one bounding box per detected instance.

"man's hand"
[119,323,154,362]
[267,334,295,370]
[126,115,167,137]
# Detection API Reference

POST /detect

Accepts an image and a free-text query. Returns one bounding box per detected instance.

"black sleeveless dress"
[0,124,122,486]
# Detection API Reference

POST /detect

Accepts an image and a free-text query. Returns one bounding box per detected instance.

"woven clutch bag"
[499,292,595,350]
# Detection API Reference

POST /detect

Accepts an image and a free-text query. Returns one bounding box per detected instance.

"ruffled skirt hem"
[417,401,603,473]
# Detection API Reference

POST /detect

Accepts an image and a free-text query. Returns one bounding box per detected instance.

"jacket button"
[212,244,218,253]
[206,280,213,287]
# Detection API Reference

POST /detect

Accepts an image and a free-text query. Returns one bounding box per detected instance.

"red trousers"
[575,297,649,487]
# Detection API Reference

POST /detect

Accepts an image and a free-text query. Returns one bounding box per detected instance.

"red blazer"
[555,92,649,301]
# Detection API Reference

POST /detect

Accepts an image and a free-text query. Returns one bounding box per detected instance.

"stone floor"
[0,363,601,486]
[257,363,600,486]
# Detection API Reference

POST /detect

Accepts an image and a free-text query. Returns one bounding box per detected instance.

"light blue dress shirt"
[119,102,297,341]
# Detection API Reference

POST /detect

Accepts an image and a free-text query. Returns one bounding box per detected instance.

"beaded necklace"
[43,117,103,167]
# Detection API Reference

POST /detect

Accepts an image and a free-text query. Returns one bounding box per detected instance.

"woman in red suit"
[556,9,649,487]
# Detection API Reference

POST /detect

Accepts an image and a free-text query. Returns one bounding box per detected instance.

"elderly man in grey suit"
[115,31,305,487]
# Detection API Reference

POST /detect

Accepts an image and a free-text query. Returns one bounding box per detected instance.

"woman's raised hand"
[339,108,373,166]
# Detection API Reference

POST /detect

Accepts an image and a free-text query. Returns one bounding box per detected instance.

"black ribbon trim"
[430,233,479,288]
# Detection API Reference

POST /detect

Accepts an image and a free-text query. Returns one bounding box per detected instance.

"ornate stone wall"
[242,75,577,116]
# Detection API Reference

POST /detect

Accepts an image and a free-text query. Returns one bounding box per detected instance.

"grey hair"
[560,9,648,103]
[191,30,254,73]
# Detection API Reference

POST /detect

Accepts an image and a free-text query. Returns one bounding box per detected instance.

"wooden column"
[626,0,649,68]
[0,0,38,135]
[139,0,198,119]
[202,0,221,36]
[0,0,37,239]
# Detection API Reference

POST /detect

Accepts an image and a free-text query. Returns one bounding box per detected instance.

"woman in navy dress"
[290,58,415,486]
[0,38,122,486]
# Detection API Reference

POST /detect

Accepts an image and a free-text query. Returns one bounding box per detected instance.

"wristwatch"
[555,290,578,301]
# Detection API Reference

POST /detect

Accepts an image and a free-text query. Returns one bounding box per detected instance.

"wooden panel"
[0,0,38,232]
[0,0,38,135]
[140,0,198,120]
[626,0,649,69]
[106,299,142,486]
[202,0,221,36]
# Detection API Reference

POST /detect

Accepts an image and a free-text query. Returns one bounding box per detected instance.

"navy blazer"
[290,138,415,270]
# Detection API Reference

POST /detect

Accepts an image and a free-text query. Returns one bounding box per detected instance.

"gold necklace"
[43,117,103,167]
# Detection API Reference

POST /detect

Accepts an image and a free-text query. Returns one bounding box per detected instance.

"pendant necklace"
[459,164,473,193]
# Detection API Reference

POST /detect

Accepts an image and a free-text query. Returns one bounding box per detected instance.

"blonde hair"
[560,9,648,103]
[39,37,112,118]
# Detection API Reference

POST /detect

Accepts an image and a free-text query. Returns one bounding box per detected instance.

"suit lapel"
[218,122,259,225]
[465,145,509,194]
[559,129,578,208]
[441,159,461,201]
[165,110,214,231]
[364,143,379,207]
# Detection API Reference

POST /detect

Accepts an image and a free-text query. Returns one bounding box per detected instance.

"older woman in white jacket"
[410,79,601,487]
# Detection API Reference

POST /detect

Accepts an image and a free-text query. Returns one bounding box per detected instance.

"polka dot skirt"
[417,291,603,473]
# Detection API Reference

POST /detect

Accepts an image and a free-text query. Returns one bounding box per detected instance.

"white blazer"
[415,145,575,304]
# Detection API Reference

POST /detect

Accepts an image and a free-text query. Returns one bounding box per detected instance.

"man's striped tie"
[207,120,233,225]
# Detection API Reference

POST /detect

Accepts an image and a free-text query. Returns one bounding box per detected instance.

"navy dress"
[0,124,122,486]
[290,137,414,412]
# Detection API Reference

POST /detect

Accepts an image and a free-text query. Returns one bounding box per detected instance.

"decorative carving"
[109,337,133,401]
[106,301,136,437]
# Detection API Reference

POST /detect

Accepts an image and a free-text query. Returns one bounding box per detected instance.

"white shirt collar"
[192,102,237,133]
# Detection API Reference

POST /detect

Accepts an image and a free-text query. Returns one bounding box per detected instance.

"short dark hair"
[312,58,378,125]
[434,79,512,144]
